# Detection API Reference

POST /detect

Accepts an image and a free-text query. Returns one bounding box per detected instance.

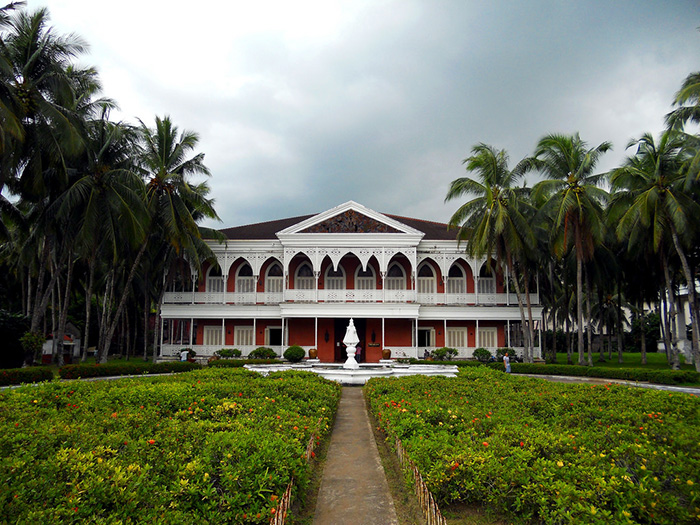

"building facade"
[159,201,542,361]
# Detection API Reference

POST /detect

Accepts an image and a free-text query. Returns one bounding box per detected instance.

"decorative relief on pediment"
[300,210,401,234]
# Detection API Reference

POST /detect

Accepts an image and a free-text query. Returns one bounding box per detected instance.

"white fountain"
[342,318,360,369]
[243,318,459,385]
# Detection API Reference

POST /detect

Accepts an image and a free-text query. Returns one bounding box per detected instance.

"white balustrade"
[162,288,538,305]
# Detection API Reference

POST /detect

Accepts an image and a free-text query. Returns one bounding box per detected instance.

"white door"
[203,325,222,346]
[447,328,467,348]
[478,327,498,348]
[235,326,254,346]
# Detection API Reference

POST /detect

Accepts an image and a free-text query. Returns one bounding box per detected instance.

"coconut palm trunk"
[669,224,700,371]
[661,254,680,370]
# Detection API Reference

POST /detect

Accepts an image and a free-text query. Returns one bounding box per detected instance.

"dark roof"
[216,211,459,241]
[219,214,314,240]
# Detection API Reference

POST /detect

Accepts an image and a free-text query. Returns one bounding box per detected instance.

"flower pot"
[308,348,318,359]
[382,348,391,360]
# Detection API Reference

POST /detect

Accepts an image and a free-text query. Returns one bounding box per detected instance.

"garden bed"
[365,367,700,524]
[0,368,340,524]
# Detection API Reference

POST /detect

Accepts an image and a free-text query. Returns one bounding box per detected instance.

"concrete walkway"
[313,386,399,525]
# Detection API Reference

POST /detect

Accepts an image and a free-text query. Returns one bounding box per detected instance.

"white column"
[382,317,385,348]
[507,319,511,348]
[476,319,479,348]
[253,318,257,347]
[159,317,164,356]
[190,318,194,347]
[221,318,225,350]
[314,317,318,348]
[415,318,419,356]
[443,319,447,348]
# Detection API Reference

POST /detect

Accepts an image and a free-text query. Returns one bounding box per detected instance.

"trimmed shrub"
[284,345,305,363]
[215,348,241,358]
[486,362,700,384]
[208,358,282,368]
[248,346,278,359]
[433,347,458,360]
[0,366,54,386]
[58,361,201,379]
[472,347,493,363]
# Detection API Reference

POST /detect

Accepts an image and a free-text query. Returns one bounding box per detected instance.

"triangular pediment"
[299,209,402,233]
[276,201,424,237]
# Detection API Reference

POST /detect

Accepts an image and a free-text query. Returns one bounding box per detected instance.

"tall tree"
[98,116,219,361]
[527,133,612,365]
[610,131,700,371]
[446,143,536,362]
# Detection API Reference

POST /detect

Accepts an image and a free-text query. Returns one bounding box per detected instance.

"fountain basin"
[244,362,459,385]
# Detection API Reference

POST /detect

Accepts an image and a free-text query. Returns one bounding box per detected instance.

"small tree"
[20,332,46,366]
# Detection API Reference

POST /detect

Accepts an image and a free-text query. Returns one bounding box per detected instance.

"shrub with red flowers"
[0,368,340,524]
[364,366,700,524]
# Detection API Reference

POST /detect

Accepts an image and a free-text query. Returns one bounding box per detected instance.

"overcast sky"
[30,1,700,229]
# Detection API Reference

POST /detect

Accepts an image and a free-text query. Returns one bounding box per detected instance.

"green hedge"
[0,366,54,386]
[489,362,700,384]
[365,368,700,524]
[58,361,201,379]
[409,359,485,368]
[208,359,283,368]
[1,368,340,524]
[409,359,699,385]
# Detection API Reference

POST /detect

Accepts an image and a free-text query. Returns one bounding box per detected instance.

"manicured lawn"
[555,350,696,371]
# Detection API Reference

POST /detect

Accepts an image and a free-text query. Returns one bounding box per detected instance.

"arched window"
[296,264,314,290]
[265,263,283,293]
[236,263,255,294]
[386,263,406,290]
[417,263,436,294]
[447,264,465,294]
[356,265,376,290]
[206,266,223,293]
[478,264,496,294]
[325,265,346,290]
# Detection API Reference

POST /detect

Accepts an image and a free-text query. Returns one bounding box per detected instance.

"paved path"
[313,386,398,525]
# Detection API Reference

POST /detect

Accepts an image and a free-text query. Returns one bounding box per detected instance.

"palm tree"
[54,111,146,361]
[98,115,220,361]
[610,131,700,371]
[0,7,88,342]
[527,133,612,365]
[666,71,700,130]
[446,143,536,362]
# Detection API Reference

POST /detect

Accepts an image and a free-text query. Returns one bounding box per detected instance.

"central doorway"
[333,318,366,362]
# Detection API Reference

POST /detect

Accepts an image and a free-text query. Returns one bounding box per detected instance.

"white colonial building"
[159,201,542,362]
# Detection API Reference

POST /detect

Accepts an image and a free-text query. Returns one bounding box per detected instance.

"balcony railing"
[162,290,539,305]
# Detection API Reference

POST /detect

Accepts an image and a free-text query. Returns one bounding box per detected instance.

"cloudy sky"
[30,1,700,228]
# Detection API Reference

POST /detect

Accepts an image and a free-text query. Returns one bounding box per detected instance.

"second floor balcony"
[162,289,539,306]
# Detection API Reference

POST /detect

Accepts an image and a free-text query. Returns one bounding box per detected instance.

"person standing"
[503,352,511,373]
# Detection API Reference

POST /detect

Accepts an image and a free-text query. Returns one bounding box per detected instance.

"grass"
[554,350,696,370]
